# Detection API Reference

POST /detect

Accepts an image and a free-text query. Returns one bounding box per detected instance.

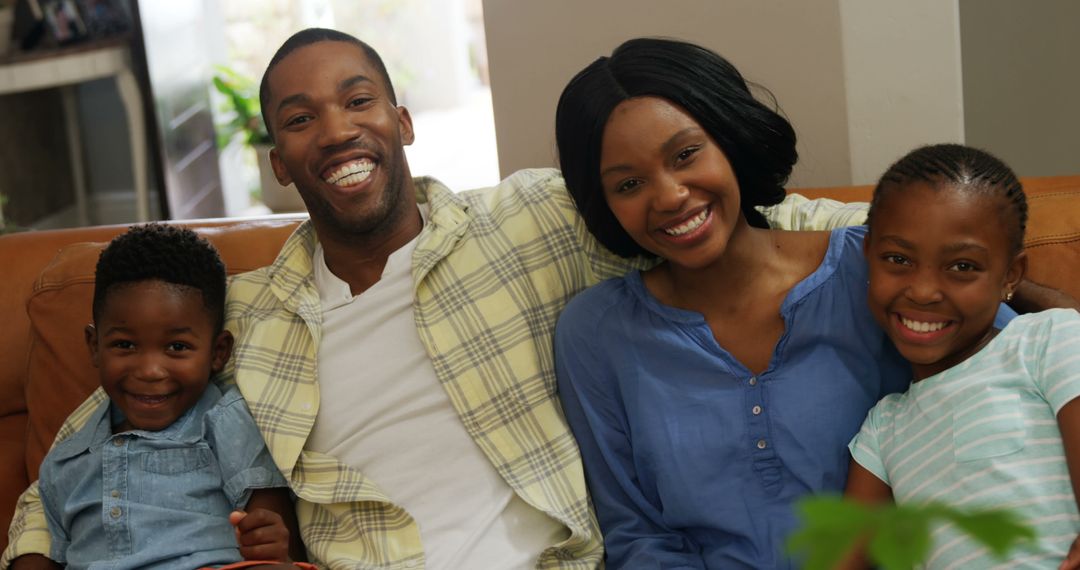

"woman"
[552,38,914,569]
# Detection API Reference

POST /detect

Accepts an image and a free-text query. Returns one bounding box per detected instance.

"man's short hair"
[259,28,397,142]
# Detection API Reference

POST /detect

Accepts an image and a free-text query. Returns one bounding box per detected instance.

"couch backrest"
[789,175,1080,302]
[2,174,1078,551]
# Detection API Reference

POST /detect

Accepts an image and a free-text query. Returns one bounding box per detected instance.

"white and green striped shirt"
[851,309,1080,569]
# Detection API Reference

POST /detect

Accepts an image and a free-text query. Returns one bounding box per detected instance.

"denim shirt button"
[110,490,120,498]
[756,439,767,449]
[112,437,124,446]
[110,506,122,518]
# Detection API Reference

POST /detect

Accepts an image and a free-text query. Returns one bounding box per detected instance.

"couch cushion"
[24,242,103,480]
[1022,184,1080,301]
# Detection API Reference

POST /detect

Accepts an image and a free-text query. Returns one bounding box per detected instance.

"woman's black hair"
[555,37,798,258]
[869,143,1027,256]
[93,224,228,332]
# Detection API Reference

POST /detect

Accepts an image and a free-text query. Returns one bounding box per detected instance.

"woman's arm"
[555,304,705,569]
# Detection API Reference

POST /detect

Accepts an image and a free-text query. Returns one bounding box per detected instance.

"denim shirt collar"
[50,383,224,460]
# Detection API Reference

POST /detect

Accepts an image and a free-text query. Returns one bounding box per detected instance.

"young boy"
[35,224,306,570]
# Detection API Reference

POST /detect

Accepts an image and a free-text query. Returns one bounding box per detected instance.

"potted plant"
[212,66,305,213]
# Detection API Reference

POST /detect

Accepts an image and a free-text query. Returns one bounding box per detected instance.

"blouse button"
[749,376,758,386]
[756,439,767,449]
[110,506,122,518]
[752,405,762,415]
[110,490,120,498]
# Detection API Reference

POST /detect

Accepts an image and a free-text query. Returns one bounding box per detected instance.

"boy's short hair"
[92,224,227,330]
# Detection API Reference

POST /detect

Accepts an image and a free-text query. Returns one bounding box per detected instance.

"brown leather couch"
[2,177,1079,551]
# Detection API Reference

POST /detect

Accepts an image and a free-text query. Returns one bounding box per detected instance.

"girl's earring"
[1004,290,1014,302]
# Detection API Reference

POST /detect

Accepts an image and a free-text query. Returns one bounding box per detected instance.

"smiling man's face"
[266,40,416,241]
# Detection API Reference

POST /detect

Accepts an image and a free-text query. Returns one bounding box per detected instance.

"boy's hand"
[230,509,291,563]
[1061,535,1080,570]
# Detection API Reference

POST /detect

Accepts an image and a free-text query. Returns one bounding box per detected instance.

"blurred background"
[0,0,1077,232]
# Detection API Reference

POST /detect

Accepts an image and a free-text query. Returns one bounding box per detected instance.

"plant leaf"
[866,503,931,570]
[940,506,1036,558]
[787,496,873,570]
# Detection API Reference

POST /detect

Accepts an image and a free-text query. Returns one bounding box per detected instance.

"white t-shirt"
[306,207,566,569]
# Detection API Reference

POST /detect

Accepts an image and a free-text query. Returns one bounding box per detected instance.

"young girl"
[846,143,1080,568]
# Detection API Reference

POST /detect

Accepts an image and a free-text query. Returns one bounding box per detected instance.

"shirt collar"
[49,383,224,460]
[313,203,429,310]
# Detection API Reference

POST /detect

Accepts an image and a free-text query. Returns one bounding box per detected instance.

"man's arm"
[759,193,869,231]
[1010,279,1080,313]
[2,390,106,570]
[3,485,55,570]
[7,555,60,570]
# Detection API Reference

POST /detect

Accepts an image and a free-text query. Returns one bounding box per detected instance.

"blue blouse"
[555,226,1012,568]
[38,383,287,570]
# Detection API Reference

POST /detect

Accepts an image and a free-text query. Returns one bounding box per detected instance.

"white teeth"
[900,317,948,333]
[325,159,374,186]
[663,209,708,236]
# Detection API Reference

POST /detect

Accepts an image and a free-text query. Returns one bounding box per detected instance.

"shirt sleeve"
[0,389,107,570]
[1030,310,1080,414]
[554,297,706,570]
[204,389,289,510]
[759,193,869,231]
[848,405,890,487]
[36,462,69,564]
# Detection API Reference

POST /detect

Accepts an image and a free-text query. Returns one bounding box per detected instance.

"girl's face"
[865,182,1026,380]
[599,96,743,270]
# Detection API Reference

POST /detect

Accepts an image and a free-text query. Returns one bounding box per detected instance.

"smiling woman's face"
[599,96,743,271]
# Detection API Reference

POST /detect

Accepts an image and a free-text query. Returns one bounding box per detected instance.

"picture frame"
[41,0,87,46]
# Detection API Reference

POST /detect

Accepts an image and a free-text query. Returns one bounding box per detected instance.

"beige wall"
[482,0,968,187]
[960,0,1080,177]
[840,0,965,184]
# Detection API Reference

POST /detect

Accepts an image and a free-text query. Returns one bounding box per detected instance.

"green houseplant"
[212,67,305,212]
[787,495,1035,569]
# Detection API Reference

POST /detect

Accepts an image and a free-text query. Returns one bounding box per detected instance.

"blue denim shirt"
[38,383,288,570]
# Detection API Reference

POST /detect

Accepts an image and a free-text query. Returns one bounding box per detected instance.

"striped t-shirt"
[850,309,1080,569]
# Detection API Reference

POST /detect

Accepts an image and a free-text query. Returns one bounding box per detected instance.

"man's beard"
[304,145,411,243]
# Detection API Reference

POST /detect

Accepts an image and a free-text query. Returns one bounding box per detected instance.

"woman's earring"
[1004,290,1014,302]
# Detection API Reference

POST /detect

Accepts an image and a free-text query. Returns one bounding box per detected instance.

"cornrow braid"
[868,143,1027,255]
[92,224,227,331]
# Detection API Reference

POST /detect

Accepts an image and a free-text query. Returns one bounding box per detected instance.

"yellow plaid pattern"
[4,168,868,569]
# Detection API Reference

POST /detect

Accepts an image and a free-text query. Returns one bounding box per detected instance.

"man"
[0,28,945,569]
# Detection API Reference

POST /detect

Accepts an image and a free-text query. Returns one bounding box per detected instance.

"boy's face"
[87,279,233,432]
[864,182,1025,380]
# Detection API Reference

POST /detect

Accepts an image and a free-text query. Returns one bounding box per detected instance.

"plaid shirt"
[4,168,867,569]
